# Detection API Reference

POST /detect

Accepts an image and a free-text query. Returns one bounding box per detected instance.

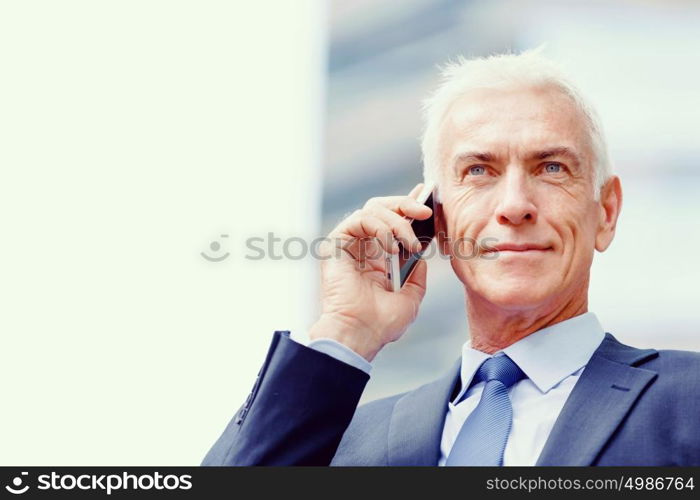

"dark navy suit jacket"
[202,330,700,466]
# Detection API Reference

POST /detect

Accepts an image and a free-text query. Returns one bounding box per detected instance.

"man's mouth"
[484,243,553,254]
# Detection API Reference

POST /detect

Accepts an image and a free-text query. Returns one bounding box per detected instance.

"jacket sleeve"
[201,330,371,466]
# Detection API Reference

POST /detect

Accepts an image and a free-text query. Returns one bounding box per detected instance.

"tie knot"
[474,354,525,389]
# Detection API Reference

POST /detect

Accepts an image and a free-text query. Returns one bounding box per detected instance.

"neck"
[465,284,589,354]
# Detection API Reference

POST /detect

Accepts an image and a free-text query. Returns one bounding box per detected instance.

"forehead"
[441,85,592,160]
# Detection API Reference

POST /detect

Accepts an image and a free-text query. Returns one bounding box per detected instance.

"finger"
[408,183,424,198]
[358,239,390,274]
[366,205,423,253]
[329,212,395,261]
[342,212,398,254]
[364,195,433,220]
[345,237,387,271]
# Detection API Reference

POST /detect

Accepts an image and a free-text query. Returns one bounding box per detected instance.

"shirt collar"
[451,312,605,404]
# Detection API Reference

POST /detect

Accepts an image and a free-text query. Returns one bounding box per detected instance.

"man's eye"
[544,162,562,173]
[467,165,486,176]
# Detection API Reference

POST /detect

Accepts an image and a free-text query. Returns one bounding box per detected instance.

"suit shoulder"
[644,347,700,369]
[639,347,700,391]
[605,333,700,371]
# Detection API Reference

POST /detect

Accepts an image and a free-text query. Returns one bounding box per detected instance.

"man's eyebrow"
[453,151,498,164]
[452,146,583,167]
[528,147,581,166]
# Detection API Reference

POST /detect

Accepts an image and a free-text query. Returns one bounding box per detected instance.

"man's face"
[437,84,609,311]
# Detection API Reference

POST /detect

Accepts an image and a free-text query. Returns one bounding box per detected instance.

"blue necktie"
[445,354,526,466]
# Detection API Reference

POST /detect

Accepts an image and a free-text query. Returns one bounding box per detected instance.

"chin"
[453,260,563,309]
[469,275,557,311]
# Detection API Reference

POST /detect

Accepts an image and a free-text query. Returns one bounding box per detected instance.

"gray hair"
[420,47,612,200]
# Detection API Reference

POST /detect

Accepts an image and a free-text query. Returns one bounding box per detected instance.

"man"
[202,49,700,466]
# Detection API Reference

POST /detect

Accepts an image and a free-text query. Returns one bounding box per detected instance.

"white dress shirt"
[439,312,605,465]
[295,311,605,466]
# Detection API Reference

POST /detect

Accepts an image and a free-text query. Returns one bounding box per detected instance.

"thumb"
[401,258,427,299]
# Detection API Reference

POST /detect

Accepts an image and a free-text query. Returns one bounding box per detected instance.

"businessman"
[203,49,700,466]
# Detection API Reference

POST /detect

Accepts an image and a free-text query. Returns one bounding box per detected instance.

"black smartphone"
[385,183,436,291]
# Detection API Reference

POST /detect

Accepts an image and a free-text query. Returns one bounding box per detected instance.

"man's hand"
[309,183,433,362]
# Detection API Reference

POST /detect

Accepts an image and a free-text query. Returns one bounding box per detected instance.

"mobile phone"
[385,182,436,292]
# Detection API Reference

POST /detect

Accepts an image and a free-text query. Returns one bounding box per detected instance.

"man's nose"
[494,169,538,225]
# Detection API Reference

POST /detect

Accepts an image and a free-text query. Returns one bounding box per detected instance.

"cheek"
[442,190,490,239]
[439,212,494,277]
[548,206,599,271]
[572,219,598,266]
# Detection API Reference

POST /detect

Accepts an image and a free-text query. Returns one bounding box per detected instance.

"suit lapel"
[387,358,461,465]
[536,333,658,465]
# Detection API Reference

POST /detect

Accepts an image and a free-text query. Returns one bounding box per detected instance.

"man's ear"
[595,175,623,252]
